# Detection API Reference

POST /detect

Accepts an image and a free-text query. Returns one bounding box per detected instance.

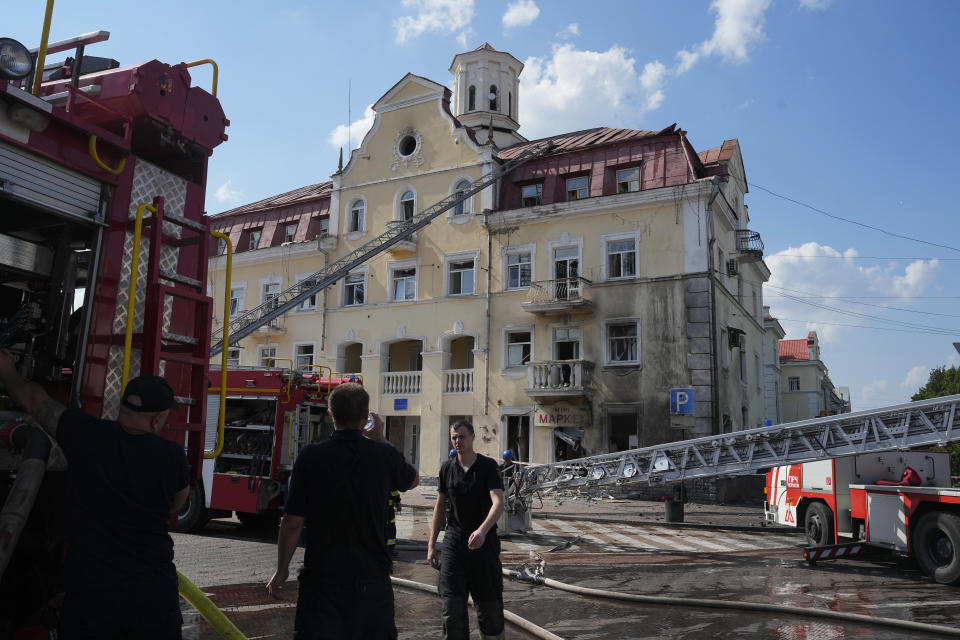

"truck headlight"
[0,38,34,81]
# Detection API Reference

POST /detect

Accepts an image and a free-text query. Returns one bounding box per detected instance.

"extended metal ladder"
[210,140,556,355]
[517,394,960,496]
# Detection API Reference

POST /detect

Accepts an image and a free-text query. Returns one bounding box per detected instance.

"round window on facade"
[399,135,418,157]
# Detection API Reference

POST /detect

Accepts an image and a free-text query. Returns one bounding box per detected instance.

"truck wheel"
[175,485,209,532]
[804,502,833,547]
[913,512,960,585]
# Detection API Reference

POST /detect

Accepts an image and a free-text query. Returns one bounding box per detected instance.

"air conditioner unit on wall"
[726,259,739,277]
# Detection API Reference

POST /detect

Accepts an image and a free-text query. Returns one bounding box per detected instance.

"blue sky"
[7,0,960,411]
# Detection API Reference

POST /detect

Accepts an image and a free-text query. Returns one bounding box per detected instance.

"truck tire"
[804,502,833,547]
[913,511,960,585]
[175,485,209,532]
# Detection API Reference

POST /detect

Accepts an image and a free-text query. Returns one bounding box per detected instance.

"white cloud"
[901,365,930,390]
[213,180,242,204]
[327,105,376,151]
[738,98,754,109]
[799,0,832,9]
[860,379,889,408]
[520,44,666,139]
[675,0,771,75]
[393,0,475,44]
[556,23,579,39]
[766,242,941,342]
[502,0,539,28]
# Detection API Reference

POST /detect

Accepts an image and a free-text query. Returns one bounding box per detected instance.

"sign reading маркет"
[534,404,590,428]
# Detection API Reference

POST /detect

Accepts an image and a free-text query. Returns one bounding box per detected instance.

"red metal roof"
[778,339,810,362]
[497,126,666,161]
[697,139,739,166]
[211,182,332,218]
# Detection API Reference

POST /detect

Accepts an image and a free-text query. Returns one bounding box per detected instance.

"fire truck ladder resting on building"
[209,140,556,356]
[514,394,960,497]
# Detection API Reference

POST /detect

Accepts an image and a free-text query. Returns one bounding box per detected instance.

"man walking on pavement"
[0,350,189,639]
[266,382,419,639]
[428,420,506,640]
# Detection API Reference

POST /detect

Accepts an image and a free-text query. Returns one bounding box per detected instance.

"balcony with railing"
[525,360,594,398]
[382,371,422,395]
[385,220,417,256]
[443,369,474,394]
[735,229,764,262]
[521,277,594,315]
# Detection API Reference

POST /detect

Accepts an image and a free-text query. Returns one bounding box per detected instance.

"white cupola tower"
[449,43,525,147]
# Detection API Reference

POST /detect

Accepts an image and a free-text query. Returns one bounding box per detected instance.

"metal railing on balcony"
[382,371,422,395]
[522,277,594,314]
[444,369,474,394]
[526,360,594,394]
[735,229,764,261]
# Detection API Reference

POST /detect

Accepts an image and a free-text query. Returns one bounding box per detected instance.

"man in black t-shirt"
[267,383,419,640]
[428,420,505,640]
[0,351,189,639]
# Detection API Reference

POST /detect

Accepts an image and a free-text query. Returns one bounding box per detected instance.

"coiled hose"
[505,567,960,638]
[391,576,565,640]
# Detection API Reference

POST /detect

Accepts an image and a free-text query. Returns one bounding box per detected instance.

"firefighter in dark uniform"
[427,420,506,640]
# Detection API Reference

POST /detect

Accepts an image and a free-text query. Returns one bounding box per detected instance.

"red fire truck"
[0,22,227,636]
[764,452,960,585]
[176,366,361,530]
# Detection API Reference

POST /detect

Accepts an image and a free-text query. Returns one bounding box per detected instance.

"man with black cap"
[0,350,189,639]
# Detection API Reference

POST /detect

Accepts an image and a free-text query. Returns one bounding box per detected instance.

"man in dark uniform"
[386,487,401,556]
[0,350,189,639]
[427,420,506,640]
[267,382,419,639]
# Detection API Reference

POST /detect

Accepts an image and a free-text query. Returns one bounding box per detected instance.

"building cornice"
[208,241,319,268]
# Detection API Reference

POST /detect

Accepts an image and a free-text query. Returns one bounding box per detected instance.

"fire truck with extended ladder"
[505,394,960,585]
[0,21,559,636]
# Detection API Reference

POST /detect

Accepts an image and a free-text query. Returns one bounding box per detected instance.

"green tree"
[911,365,960,480]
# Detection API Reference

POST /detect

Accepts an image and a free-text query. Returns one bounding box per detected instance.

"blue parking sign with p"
[670,388,695,415]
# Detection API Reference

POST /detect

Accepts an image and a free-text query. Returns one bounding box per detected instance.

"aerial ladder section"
[210,140,556,355]
[514,394,960,497]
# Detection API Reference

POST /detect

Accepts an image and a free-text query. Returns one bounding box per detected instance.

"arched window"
[348,199,365,232]
[454,180,472,215]
[400,191,415,221]
[468,86,476,111]
[489,85,499,111]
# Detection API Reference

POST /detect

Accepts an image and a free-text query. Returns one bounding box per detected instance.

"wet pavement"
[174,488,960,639]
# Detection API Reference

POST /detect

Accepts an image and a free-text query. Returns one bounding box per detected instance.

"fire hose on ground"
[505,566,960,638]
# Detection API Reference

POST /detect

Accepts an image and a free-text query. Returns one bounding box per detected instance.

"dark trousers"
[438,535,504,640]
[294,572,397,640]
[60,590,182,640]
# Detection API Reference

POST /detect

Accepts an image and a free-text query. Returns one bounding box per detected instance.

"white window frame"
[261,275,283,328]
[547,235,584,285]
[388,258,418,302]
[600,230,641,281]
[603,318,641,367]
[394,185,417,222]
[443,251,480,297]
[229,283,246,317]
[565,175,589,201]
[739,349,748,384]
[284,222,298,243]
[342,267,368,307]
[788,376,801,392]
[548,322,584,361]
[257,345,278,368]
[293,341,316,371]
[499,406,535,462]
[347,197,366,233]
[520,183,543,207]
[502,326,534,370]
[450,176,474,217]
[248,229,262,251]
[225,347,241,368]
[616,166,640,193]
[502,243,536,291]
[295,272,317,312]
